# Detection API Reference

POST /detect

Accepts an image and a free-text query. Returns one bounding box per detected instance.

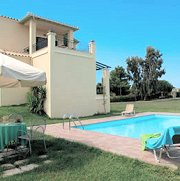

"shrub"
[96,83,103,94]
[159,94,173,99]
[176,92,180,97]
[27,86,46,115]
[110,95,136,102]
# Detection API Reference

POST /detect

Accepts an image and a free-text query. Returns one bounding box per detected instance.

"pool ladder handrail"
[62,114,84,130]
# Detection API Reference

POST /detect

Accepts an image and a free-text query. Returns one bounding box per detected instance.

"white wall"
[0,88,29,106]
[0,17,29,52]
[31,48,51,115]
[50,47,96,117]
[96,94,110,114]
[31,33,110,118]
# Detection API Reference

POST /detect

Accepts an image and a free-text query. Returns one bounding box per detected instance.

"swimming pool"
[75,114,180,139]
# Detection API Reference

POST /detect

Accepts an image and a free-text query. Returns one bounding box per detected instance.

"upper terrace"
[19,13,89,54]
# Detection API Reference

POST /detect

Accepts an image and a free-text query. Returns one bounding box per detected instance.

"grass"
[0,104,119,126]
[111,99,180,113]
[2,98,180,126]
[0,99,180,180]
[0,105,57,126]
[0,136,180,181]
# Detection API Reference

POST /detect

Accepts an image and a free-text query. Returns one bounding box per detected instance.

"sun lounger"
[141,133,161,151]
[121,104,135,116]
[141,126,180,162]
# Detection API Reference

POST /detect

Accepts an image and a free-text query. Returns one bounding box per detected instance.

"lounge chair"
[121,104,135,116]
[141,126,180,162]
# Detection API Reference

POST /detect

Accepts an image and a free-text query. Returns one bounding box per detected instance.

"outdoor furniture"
[0,122,27,152]
[17,129,32,156]
[121,104,135,116]
[142,126,180,162]
[30,120,47,152]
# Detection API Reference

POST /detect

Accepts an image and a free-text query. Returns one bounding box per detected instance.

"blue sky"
[1,0,180,87]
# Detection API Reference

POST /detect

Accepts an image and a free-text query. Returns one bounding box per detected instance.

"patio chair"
[17,129,32,156]
[121,104,135,116]
[143,126,180,162]
[30,119,47,153]
[2,114,24,154]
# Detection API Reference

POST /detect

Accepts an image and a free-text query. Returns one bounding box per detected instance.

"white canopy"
[0,53,46,88]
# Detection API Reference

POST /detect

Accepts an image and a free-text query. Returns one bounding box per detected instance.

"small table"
[0,123,27,151]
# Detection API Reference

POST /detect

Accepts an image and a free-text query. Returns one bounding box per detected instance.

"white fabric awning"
[0,53,46,88]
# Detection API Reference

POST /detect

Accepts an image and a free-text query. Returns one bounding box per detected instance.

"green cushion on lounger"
[141,133,161,151]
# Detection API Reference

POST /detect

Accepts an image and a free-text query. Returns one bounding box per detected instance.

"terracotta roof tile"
[0,49,30,57]
[0,15,18,21]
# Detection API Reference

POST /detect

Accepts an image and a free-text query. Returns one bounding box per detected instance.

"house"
[0,13,110,118]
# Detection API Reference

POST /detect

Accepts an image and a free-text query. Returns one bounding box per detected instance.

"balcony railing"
[23,37,89,54]
[23,39,48,53]
[55,37,89,52]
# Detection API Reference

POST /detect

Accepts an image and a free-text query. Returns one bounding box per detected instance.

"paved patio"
[1,155,50,177]
[45,112,180,169]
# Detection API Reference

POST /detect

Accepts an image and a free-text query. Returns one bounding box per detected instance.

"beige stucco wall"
[0,87,30,106]
[0,17,111,115]
[0,17,29,52]
[96,94,110,114]
[0,54,31,106]
[8,54,32,65]
[0,17,53,53]
[50,47,96,118]
[31,42,97,118]
[31,33,110,118]
[31,48,51,115]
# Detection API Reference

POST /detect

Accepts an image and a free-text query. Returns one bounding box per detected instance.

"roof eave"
[19,13,79,31]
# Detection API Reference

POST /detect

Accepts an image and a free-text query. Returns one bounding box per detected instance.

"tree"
[142,47,165,100]
[126,56,144,99]
[156,80,174,96]
[110,66,130,96]
[126,46,165,100]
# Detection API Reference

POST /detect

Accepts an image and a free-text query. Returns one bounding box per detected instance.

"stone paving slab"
[20,164,39,172]
[14,159,29,166]
[43,160,53,164]
[3,168,21,177]
[38,155,48,159]
[1,163,15,170]
[3,164,39,177]
[0,149,16,158]
[45,112,180,169]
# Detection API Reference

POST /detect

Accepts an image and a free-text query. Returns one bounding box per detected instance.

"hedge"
[110,95,136,102]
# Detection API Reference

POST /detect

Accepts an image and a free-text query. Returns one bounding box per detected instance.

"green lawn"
[111,99,180,113]
[0,105,60,126]
[0,137,180,181]
[0,99,180,180]
[1,99,180,126]
[0,104,117,126]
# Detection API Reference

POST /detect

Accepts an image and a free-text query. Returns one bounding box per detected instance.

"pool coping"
[45,112,180,169]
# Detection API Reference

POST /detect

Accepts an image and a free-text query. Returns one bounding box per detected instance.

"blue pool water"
[75,115,180,139]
